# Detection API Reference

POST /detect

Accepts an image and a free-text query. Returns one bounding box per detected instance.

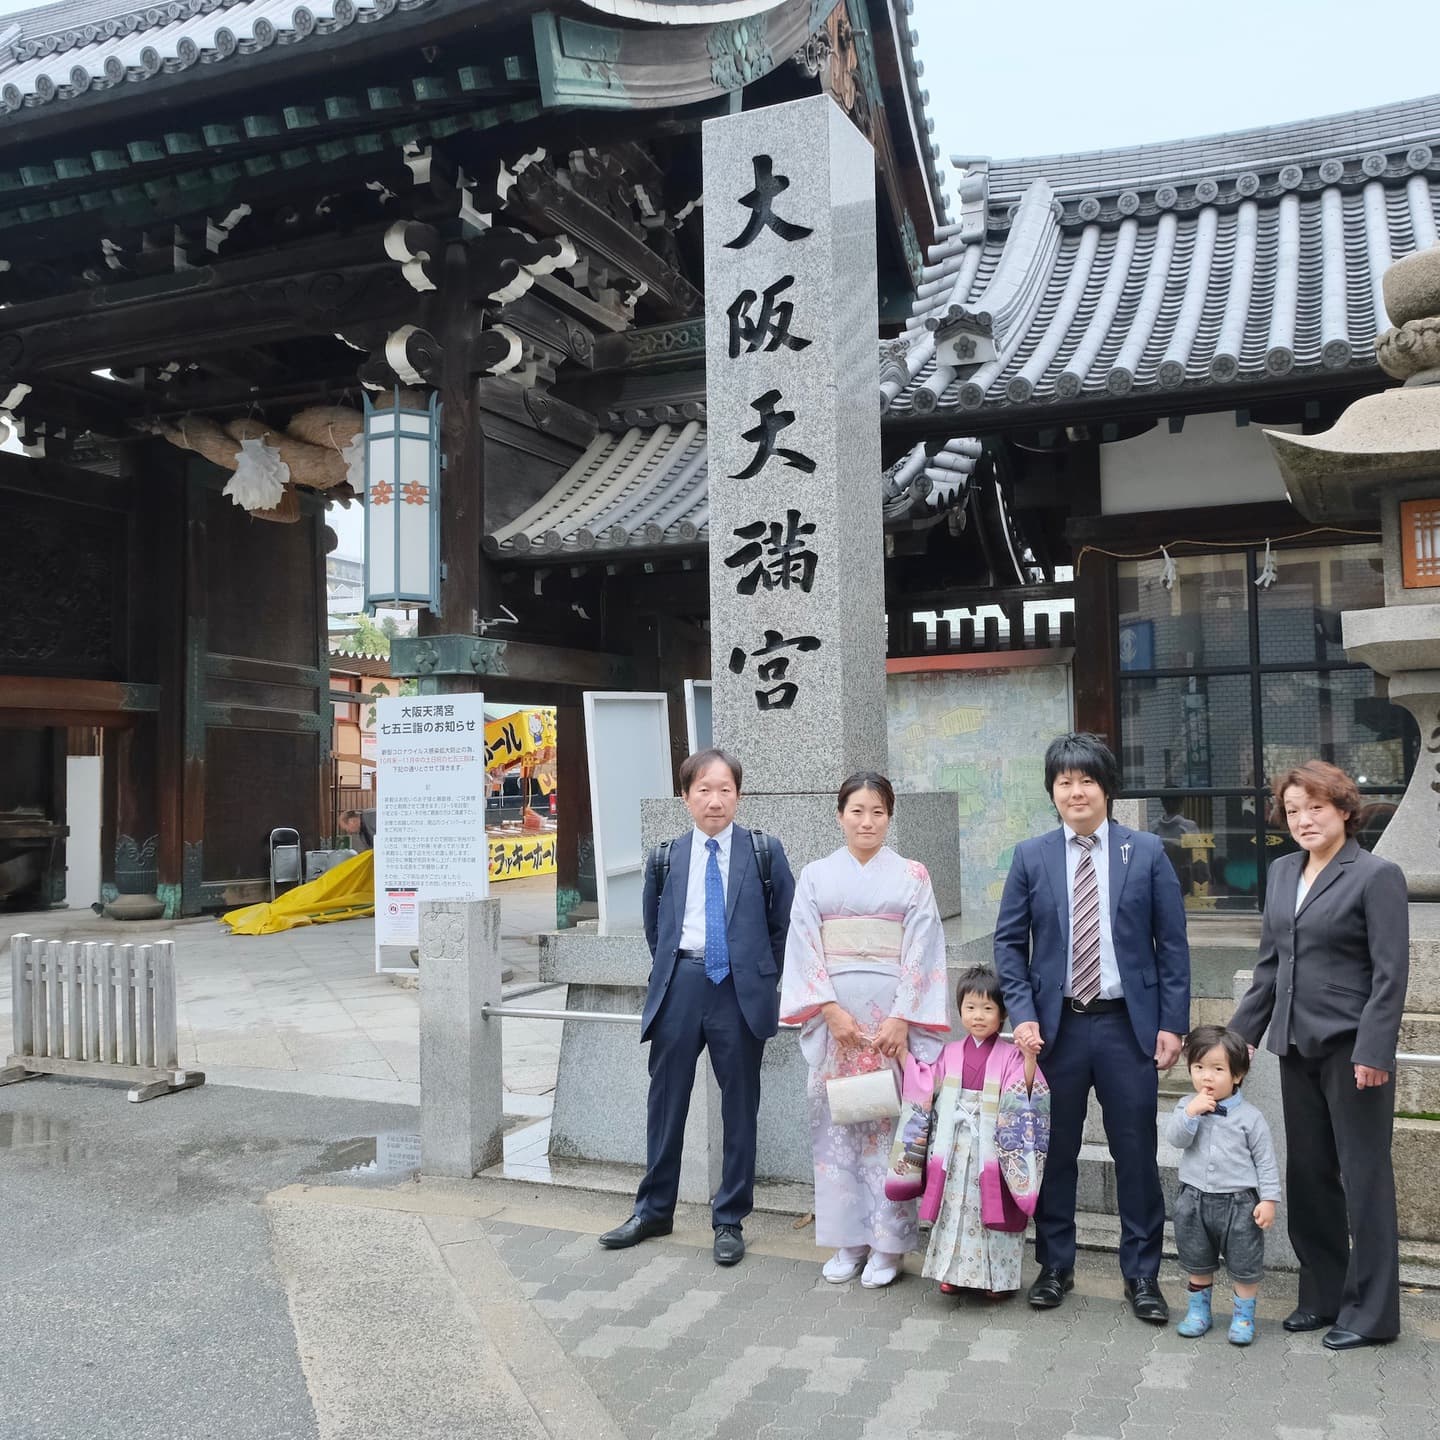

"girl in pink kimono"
[920,967,1050,1298]
[780,772,950,1290]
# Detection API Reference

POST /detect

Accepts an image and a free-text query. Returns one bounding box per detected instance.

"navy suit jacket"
[994,823,1190,1056]
[640,826,796,1042]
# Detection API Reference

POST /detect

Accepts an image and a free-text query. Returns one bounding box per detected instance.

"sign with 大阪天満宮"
[374,692,488,972]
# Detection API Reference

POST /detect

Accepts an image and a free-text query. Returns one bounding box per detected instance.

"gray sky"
[911,0,1438,163]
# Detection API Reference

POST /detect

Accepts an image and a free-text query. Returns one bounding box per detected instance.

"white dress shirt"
[1062,820,1122,999]
[678,823,733,952]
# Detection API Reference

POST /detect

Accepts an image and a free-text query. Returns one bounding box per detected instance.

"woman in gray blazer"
[1231,761,1409,1351]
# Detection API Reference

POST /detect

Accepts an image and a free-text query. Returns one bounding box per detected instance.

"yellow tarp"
[220,848,375,935]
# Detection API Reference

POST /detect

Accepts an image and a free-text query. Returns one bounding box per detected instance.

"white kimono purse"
[826,1069,901,1126]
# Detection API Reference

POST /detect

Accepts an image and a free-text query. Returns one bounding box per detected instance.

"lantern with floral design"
[363,388,442,613]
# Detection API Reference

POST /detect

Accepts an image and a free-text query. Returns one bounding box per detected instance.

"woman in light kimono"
[780,771,950,1289]
[919,966,1049,1299]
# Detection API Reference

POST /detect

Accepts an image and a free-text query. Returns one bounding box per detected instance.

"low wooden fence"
[1,935,204,1102]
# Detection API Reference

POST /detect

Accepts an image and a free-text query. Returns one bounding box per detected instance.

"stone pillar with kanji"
[669,93,960,906]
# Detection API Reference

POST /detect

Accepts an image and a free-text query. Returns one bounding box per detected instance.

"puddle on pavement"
[306,1131,422,1177]
[0,1112,117,1168]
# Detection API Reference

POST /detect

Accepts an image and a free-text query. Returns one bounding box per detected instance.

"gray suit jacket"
[1231,840,1409,1070]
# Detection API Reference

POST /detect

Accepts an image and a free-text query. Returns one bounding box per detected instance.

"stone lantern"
[1265,246,1440,899]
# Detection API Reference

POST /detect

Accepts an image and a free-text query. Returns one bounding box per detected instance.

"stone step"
[1081,1086,1188,1146]
[1076,1138,1183,1220]
[1397,1012,1440,1115]
[1394,1117,1440,1242]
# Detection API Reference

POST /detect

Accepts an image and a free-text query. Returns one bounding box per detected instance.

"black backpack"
[647,829,777,912]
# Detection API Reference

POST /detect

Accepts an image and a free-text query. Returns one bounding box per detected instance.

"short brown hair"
[679,748,742,794]
[1182,1024,1250,1082]
[837,771,896,816]
[1274,760,1363,835]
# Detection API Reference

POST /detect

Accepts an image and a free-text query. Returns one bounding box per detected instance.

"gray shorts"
[1173,1183,1265,1284]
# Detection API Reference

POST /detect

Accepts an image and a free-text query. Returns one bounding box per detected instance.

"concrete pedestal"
[419,898,504,1179]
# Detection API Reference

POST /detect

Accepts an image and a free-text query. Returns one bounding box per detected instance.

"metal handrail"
[481,1003,802,1030]
[479,1005,1440,1068]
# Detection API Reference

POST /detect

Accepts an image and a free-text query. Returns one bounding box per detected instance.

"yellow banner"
[484,708,557,770]
[488,833,557,881]
[484,712,535,768]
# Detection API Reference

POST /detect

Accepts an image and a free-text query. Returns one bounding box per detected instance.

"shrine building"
[2,0,1438,925]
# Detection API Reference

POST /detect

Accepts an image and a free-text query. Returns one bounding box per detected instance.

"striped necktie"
[1071,832,1102,1005]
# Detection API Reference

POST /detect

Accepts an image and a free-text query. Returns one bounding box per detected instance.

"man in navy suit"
[995,733,1189,1322]
[599,748,795,1266]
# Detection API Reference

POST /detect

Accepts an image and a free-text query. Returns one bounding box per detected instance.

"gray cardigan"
[1165,1093,1282,1202]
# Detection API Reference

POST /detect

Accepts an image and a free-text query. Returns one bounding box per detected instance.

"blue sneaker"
[1177,1286,1213,1338]
[1229,1293,1257,1346]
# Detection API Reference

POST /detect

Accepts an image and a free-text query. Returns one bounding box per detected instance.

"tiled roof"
[0,0,438,114]
[482,411,975,557]
[882,96,1440,419]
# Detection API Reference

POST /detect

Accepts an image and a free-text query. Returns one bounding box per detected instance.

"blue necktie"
[704,837,731,985]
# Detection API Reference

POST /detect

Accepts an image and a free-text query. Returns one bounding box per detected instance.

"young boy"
[1164,1025,1281,1345]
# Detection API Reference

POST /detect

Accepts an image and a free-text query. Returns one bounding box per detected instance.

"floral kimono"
[780,846,950,1253]
[919,1036,1050,1292]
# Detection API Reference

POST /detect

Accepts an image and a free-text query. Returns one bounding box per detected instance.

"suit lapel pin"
[1121,842,1131,865]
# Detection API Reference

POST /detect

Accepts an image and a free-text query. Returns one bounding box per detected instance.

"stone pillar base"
[419,898,504,1178]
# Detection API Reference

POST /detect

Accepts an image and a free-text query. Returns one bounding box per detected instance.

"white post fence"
[2,934,204,1102]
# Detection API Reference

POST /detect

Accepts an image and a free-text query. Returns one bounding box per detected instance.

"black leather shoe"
[1027,1267,1074,1309]
[1283,1308,1337,1333]
[1124,1276,1169,1324]
[597,1214,672,1249]
[1322,1326,1391,1351]
[714,1224,745,1266]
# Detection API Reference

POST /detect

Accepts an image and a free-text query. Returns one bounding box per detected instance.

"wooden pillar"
[553,700,592,929]
[141,444,190,917]
[1065,440,1118,745]
[178,470,208,914]
[418,240,494,674]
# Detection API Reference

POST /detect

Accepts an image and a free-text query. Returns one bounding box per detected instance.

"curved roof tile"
[884,100,1440,419]
[483,418,977,558]
[0,0,438,113]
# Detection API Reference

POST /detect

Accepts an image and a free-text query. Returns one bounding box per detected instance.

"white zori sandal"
[860,1251,904,1289]
[822,1246,870,1283]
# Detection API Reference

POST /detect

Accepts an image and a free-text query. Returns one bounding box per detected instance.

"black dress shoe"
[1322,1326,1391,1351]
[1027,1267,1074,1309]
[597,1214,672,1249]
[1283,1308,1337,1333]
[1124,1277,1169,1324]
[713,1224,745,1266]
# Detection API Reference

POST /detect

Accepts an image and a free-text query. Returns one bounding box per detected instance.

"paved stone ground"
[3,1078,1439,1440]
[479,1217,1440,1440]
[0,875,561,1108]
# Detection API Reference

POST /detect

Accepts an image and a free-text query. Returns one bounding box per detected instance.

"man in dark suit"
[995,733,1190,1322]
[1231,760,1409,1350]
[599,747,795,1266]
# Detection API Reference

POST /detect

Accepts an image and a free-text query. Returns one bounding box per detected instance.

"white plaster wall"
[1099,413,1299,515]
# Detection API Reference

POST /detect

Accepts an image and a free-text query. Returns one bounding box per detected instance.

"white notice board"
[374,691,488,973]
[683,679,713,754]
[584,691,672,935]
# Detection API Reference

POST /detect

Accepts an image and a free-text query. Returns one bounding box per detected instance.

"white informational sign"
[683,679,713,754]
[374,691,488,973]
[583,692,672,936]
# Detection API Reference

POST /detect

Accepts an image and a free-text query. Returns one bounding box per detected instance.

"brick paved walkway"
[478,1216,1439,1440]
